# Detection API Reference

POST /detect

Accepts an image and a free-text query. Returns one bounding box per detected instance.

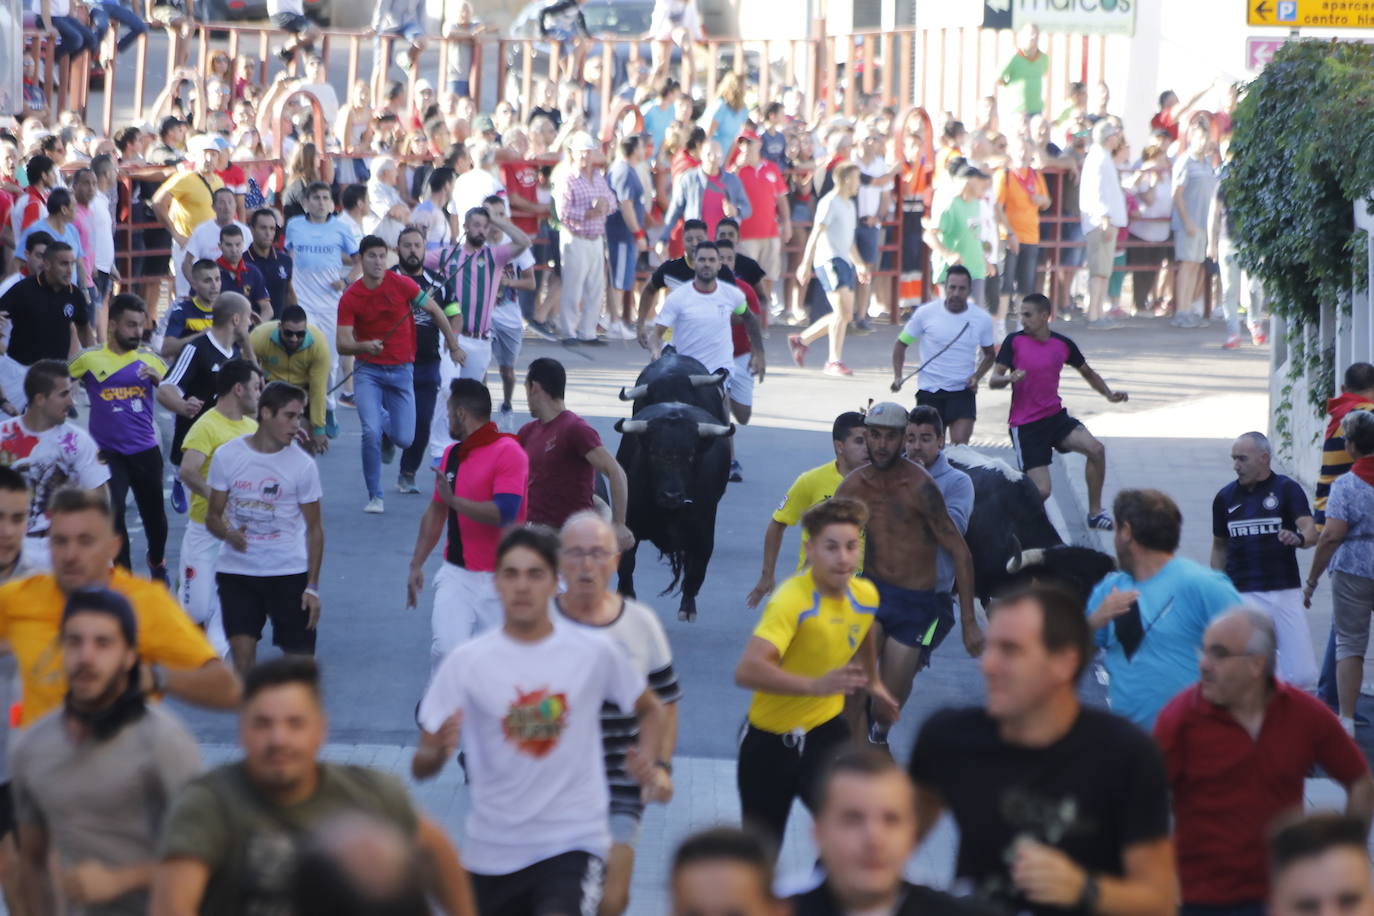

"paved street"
[104,312,1321,911]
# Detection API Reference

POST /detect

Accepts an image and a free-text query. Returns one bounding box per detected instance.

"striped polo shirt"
[438,241,515,339]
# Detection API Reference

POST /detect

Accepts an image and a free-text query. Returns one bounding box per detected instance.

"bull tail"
[656,548,687,596]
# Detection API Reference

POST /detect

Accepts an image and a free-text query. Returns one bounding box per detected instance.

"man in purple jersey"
[69,294,171,582]
[989,293,1127,531]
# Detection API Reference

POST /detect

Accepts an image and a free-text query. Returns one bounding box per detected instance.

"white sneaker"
[1341,715,1357,737]
[607,322,635,340]
[364,497,384,514]
[497,404,516,433]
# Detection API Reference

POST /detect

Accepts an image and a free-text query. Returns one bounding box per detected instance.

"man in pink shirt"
[557,132,617,344]
[70,169,101,314]
[406,377,530,670]
[735,133,792,318]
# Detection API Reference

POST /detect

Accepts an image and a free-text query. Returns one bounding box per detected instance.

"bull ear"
[616,419,649,434]
[687,374,725,388]
[696,422,735,438]
[618,384,648,400]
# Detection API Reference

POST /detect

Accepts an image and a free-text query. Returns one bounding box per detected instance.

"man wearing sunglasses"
[249,305,331,454]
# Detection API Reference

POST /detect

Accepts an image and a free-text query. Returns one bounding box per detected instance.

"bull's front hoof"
[677,603,697,622]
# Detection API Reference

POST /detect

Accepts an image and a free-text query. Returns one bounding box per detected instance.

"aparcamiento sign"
[1011,0,1138,36]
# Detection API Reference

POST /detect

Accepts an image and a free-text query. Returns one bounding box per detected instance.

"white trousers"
[298,293,339,411]
[1242,588,1318,691]
[558,234,606,341]
[428,336,492,464]
[430,562,502,671]
[179,520,229,657]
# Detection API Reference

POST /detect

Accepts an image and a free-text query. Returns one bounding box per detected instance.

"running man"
[392,227,452,494]
[206,381,324,675]
[69,293,170,580]
[790,162,866,377]
[483,195,536,431]
[413,525,667,916]
[430,204,531,462]
[890,265,997,445]
[0,360,110,569]
[554,512,680,916]
[176,359,262,658]
[833,403,982,739]
[634,219,742,339]
[989,293,1127,530]
[745,411,868,608]
[647,241,765,379]
[406,378,529,669]
[734,498,897,857]
[284,181,359,431]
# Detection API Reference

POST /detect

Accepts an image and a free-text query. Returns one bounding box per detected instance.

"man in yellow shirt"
[745,411,868,609]
[177,359,261,658]
[152,135,226,300]
[0,487,240,728]
[249,305,332,454]
[733,498,897,858]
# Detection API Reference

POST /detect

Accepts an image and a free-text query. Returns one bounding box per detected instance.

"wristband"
[304,587,320,598]
[634,229,647,240]
[443,302,461,317]
[312,425,326,436]
[654,759,673,774]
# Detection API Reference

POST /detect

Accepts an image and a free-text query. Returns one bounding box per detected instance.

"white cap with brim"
[865,402,909,429]
[187,134,219,155]
[568,132,598,152]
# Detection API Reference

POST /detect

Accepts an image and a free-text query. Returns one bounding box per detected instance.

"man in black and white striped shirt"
[555,510,682,916]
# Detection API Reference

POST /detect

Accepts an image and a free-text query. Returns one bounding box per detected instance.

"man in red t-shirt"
[1155,609,1373,915]
[735,134,792,316]
[517,357,633,550]
[338,234,462,513]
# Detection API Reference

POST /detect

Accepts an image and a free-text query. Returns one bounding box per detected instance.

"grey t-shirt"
[12,704,202,916]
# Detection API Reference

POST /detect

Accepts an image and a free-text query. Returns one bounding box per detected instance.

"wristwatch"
[654,759,673,775]
[1078,874,1100,913]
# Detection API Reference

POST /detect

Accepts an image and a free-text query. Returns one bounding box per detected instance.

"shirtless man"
[834,402,983,741]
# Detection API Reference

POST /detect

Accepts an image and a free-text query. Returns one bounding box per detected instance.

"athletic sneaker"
[787,334,808,367]
[364,497,385,514]
[397,473,419,494]
[148,559,170,588]
[823,360,853,377]
[325,409,341,439]
[498,403,515,433]
[1087,511,1115,530]
[1223,335,1242,349]
[170,479,188,514]
[729,459,743,482]
[381,436,396,464]
[849,318,873,335]
[339,391,356,407]
[868,720,890,746]
[1085,318,1121,330]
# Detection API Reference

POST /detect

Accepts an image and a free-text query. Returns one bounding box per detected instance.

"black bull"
[945,445,1116,605]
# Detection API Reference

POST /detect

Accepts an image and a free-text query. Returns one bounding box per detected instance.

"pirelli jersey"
[1212,473,1311,593]
[69,345,167,455]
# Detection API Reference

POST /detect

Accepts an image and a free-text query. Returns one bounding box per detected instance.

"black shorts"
[916,387,977,424]
[0,782,13,839]
[871,578,953,662]
[1010,408,1084,472]
[471,851,604,916]
[217,572,315,654]
[270,11,312,32]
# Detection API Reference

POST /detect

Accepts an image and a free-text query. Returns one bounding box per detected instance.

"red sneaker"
[823,361,853,377]
[788,334,808,367]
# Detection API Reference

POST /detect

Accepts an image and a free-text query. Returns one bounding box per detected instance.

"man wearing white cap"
[152,135,226,299]
[558,132,617,344]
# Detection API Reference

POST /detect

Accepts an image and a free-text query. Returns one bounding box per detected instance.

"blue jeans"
[400,359,440,477]
[88,1,149,53]
[355,362,415,500]
[48,15,99,58]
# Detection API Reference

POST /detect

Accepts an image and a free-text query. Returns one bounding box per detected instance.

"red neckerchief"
[457,421,513,461]
[1326,392,1374,438]
[1352,456,1374,489]
[216,256,247,284]
[1011,166,1039,197]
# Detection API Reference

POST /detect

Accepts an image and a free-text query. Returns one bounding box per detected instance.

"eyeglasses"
[561,547,613,562]
[280,328,306,339]
[1197,645,1255,663]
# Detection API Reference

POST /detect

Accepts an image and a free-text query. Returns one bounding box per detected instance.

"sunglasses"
[280,328,306,339]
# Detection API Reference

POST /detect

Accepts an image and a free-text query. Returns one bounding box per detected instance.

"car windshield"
[583,5,652,35]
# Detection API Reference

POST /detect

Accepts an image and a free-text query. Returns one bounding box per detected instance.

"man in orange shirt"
[993,135,1050,329]
[0,487,240,728]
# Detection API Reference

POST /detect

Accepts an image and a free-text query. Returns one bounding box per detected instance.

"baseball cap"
[473,114,495,134]
[187,134,220,155]
[738,130,759,143]
[159,115,186,136]
[865,402,908,429]
[568,132,598,152]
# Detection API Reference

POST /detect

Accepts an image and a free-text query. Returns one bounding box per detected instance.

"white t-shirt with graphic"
[206,436,322,577]
[655,280,746,375]
[418,617,646,876]
[0,418,109,537]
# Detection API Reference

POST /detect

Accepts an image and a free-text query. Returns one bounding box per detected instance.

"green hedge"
[1226,39,1374,426]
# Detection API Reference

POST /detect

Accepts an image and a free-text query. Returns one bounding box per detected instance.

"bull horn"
[1006,534,1024,572]
[616,419,649,434]
[618,384,648,400]
[696,422,734,438]
[1006,548,1047,574]
[688,374,725,387]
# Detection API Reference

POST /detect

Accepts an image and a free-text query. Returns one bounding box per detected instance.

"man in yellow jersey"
[177,359,262,658]
[745,411,868,609]
[733,498,898,858]
[0,487,240,728]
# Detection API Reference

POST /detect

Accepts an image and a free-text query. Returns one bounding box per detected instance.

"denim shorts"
[816,257,856,292]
